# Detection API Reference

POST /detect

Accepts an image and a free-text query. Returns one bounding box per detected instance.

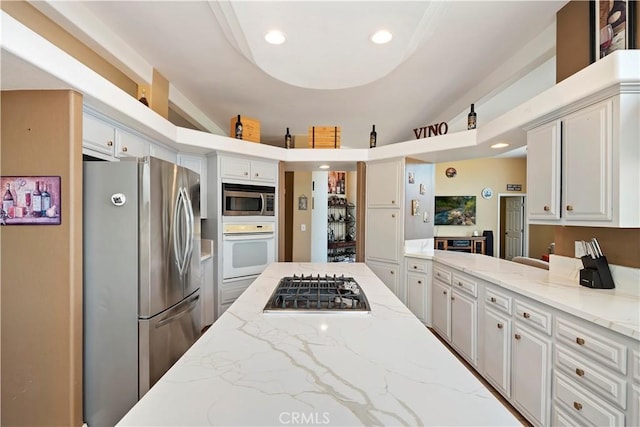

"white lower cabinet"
[512,322,552,426]
[367,260,400,297]
[450,288,477,366]
[632,384,640,427]
[405,257,431,324]
[430,263,478,366]
[431,274,451,341]
[483,308,511,398]
[200,256,214,328]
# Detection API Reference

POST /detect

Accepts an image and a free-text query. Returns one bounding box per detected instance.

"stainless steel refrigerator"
[83,156,201,427]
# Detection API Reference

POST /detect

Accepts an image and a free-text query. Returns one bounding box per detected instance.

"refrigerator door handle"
[173,188,187,276]
[155,293,200,328]
[181,187,195,271]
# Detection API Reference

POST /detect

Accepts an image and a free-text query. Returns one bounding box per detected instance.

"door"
[141,157,197,317]
[450,289,477,365]
[431,279,451,340]
[483,309,511,398]
[138,290,201,397]
[505,197,524,260]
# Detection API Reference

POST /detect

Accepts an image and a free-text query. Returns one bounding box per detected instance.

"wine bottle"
[369,124,377,148]
[285,127,292,149]
[2,183,14,215]
[467,104,477,130]
[138,89,149,106]
[41,182,51,215]
[235,115,243,139]
[32,181,42,217]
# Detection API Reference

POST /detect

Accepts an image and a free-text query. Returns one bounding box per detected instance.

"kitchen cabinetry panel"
[366,160,402,207]
[512,323,551,426]
[83,111,116,157]
[367,261,400,296]
[220,155,276,183]
[117,128,149,159]
[563,99,612,221]
[451,288,477,366]
[526,94,639,227]
[150,143,178,164]
[406,272,426,323]
[178,154,208,219]
[526,120,561,220]
[483,308,511,398]
[365,208,401,262]
[431,278,451,340]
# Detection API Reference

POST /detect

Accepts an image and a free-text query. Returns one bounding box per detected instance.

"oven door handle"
[223,233,274,241]
[259,193,266,215]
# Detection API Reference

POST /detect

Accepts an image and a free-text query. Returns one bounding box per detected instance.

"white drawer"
[515,299,552,335]
[554,372,625,427]
[220,285,248,305]
[407,259,428,273]
[555,317,627,375]
[433,266,451,285]
[451,273,477,297]
[555,347,627,409]
[485,287,512,315]
[552,405,583,427]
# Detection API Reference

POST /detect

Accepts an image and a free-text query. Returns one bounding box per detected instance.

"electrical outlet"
[300,224,306,232]
[574,241,586,258]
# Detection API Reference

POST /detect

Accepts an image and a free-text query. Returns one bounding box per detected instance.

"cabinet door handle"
[490,297,497,303]
[244,171,249,176]
[390,270,394,275]
[418,280,422,284]
[497,323,503,329]
[566,205,574,211]
[451,296,455,301]
[514,334,522,340]
[443,290,447,295]
[107,140,113,147]
[543,205,550,211]
[575,368,585,377]
[391,213,396,218]
[391,200,395,204]
[523,312,531,319]
[576,337,585,345]
[255,173,259,177]
[573,401,583,411]
[413,265,418,269]
[122,146,128,152]
[457,282,463,287]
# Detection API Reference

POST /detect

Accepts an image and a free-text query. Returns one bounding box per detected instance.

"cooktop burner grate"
[263,274,370,313]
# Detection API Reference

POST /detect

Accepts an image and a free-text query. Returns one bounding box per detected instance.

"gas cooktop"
[263,274,370,314]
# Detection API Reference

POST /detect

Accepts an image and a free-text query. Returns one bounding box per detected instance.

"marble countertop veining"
[405,247,640,340]
[118,262,520,426]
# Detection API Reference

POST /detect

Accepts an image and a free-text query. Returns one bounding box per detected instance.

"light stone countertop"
[118,262,520,426]
[405,246,640,341]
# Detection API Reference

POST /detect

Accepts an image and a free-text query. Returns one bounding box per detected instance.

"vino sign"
[413,122,448,139]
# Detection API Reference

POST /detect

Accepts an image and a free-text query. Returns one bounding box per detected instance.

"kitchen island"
[118,262,520,426]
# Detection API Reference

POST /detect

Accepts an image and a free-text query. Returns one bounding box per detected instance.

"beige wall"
[291,172,312,261]
[1,90,83,426]
[434,157,526,239]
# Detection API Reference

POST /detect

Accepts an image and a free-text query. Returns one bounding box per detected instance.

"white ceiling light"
[319,164,330,170]
[491,142,510,149]
[264,30,286,45]
[370,29,393,44]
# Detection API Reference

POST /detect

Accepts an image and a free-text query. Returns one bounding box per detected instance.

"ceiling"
[8,1,568,154]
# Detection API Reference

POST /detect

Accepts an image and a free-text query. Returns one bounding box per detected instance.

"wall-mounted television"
[434,196,476,225]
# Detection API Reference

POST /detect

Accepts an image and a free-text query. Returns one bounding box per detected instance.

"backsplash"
[554,226,640,269]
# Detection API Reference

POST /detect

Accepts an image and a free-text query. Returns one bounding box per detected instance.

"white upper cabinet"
[116,128,150,159]
[527,120,561,221]
[366,159,402,208]
[220,155,277,184]
[83,111,116,157]
[526,93,639,227]
[178,154,208,219]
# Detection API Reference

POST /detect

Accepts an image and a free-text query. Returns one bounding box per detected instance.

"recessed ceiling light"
[319,165,330,170]
[371,29,393,44]
[491,143,510,149]
[265,30,286,45]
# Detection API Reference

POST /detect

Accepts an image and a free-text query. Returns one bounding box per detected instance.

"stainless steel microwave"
[222,183,275,216]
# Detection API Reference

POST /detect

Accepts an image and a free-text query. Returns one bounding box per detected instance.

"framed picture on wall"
[593,0,637,61]
[1,176,61,225]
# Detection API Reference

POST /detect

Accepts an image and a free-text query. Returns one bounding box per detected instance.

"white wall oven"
[222,183,275,216]
[222,223,275,279]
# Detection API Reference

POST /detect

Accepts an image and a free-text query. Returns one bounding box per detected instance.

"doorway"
[497,195,527,260]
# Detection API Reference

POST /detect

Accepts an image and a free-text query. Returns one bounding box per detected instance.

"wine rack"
[327,196,356,262]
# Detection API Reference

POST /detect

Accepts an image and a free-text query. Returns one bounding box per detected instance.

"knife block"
[579,255,615,289]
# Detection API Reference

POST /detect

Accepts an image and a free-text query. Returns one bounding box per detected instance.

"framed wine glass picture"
[0,176,61,225]
[593,0,637,61]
